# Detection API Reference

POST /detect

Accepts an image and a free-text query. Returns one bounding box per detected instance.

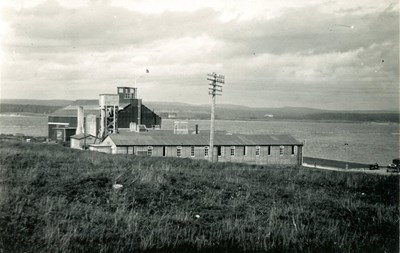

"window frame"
[204,146,209,157]
[280,145,284,156]
[255,146,260,156]
[190,146,195,157]
[230,146,235,156]
[177,146,182,157]
[147,146,153,156]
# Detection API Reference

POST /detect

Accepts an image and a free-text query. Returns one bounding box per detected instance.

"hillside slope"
[1,99,398,122]
[0,139,398,253]
[0,99,72,106]
[0,104,63,114]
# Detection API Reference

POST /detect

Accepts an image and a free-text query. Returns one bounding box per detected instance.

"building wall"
[141,104,162,128]
[48,116,77,141]
[89,146,112,154]
[109,143,303,165]
[216,145,301,165]
[48,116,100,141]
[71,139,81,149]
[117,101,162,129]
[118,101,140,128]
[71,136,96,150]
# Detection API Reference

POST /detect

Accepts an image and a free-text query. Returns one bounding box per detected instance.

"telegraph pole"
[207,72,224,162]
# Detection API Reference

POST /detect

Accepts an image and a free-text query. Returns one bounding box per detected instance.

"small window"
[256,146,260,156]
[280,146,284,156]
[268,145,271,156]
[243,146,247,156]
[190,146,195,157]
[230,146,235,156]
[163,146,166,157]
[205,146,209,157]
[147,146,153,156]
[118,88,124,93]
[177,146,182,157]
[125,93,132,99]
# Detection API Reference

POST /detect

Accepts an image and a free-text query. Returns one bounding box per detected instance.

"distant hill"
[0,99,398,122]
[0,104,63,114]
[145,102,399,122]
[0,99,73,107]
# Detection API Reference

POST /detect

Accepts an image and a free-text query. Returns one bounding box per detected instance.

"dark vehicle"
[387,159,400,173]
[369,163,379,170]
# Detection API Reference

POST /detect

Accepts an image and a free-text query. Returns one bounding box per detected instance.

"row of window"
[145,145,297,157]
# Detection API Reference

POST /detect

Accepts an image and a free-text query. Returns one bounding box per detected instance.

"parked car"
[369,163,379,170]
[387,159,400,173]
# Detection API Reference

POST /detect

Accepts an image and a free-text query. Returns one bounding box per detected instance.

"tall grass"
[0,139,398,253]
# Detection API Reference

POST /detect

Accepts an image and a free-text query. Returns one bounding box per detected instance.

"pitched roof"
[70,133,96,140]
[51,105,100,117]
[106,131,303,146]
[50,95,136,117]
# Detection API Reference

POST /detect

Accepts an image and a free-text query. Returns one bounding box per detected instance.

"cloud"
[0,0,398,110]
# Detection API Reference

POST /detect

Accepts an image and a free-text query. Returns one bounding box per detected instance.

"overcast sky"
[0,0,398,110]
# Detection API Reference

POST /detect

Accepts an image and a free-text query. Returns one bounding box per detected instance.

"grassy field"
[0,139,398,253]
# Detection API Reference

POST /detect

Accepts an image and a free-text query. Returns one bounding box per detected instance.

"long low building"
[89,130,304,165]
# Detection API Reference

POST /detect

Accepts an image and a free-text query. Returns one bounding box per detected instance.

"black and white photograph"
[0,0,399,252]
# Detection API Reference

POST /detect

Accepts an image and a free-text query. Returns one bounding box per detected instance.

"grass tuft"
[0,139,399,253]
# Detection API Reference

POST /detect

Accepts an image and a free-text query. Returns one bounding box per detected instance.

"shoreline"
[1,133,395,174]
[0,112,398,124]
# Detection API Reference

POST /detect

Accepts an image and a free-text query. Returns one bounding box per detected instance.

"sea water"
[0,114,398,165]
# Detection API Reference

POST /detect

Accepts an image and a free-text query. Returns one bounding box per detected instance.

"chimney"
[76,106,84,135]
[85,114,97,136]
[173,121,188,135]
[129,122,137,132]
